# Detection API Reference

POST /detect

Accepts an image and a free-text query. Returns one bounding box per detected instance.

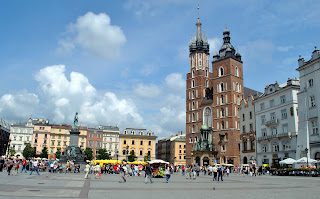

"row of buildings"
[0,119,157,161]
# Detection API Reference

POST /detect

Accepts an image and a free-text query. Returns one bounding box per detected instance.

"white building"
[100,125,120,159]
[10,118,34,158]
[239,94,257,165]
[296,47,320,161]
[255,79,300,167]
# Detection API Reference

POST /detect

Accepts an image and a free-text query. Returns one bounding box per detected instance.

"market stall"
[149,159,169,178]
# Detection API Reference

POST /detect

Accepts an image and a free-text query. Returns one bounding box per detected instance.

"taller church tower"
[185,8,211,165]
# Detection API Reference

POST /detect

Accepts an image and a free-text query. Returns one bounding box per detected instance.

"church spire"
[196,5,202,42]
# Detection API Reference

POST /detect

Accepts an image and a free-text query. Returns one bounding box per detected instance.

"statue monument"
[59,112,85,164]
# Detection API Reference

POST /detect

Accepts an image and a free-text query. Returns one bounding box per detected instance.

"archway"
[243,156,248,164]
[203,157,209,166]
[315,152,320,160]
[196,156,201,166]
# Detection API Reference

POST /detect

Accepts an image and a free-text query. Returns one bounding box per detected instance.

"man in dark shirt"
[145,163,153,184]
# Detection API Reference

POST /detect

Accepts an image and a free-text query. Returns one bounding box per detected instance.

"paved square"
[0,171,319,199]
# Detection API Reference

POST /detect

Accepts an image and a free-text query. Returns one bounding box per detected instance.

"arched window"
[221,95,224,104]
[199,53,202,66]
[206,80,209,87]
[192,70,195,78]
[192,90,195,99]
[191,80,195,88]
[219,67,224,76]
[315,152,320,160]
[222,121,225,129]
[225,133,228,141]
[204,107,212,127]
[236,83,239,92]
[192,125,195,133]
[221,108,225,117]
[205,70,208,77]
[220,83,224,92]
[235,66,239,76]
[192,113,195,122]
[192,101,195,110]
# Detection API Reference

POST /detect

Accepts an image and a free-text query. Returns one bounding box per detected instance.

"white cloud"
[165,73,185,92]
[57,12,126,59]
[208,37,222,55]
[0,90,39,121]
[277,46,293,52]
[32,65,144,128]
[133,83,161,99]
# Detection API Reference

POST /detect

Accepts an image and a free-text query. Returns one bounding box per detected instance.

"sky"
[0,0,319,138]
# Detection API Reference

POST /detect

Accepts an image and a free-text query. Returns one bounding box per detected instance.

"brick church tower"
[186,12,244,166]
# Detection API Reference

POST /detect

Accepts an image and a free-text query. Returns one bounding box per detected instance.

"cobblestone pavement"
[0,171,319,199]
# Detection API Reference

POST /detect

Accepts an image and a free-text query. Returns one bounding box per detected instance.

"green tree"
[9,146,16,157]
[97,149,110,160]
[23,144,36,159]
[55,148,61,159]
[127,150,137,162]
[144,153,151,162]
[84,147,93,161]
[40,146,48,158]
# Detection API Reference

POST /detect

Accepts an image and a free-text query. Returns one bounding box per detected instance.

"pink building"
[32,123,51,155]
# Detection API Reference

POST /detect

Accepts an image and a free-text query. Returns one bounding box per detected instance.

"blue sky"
[0,0,319,138]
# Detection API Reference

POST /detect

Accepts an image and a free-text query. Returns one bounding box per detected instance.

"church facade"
[186,15,244,166]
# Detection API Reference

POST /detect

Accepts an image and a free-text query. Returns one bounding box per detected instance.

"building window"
[243,140,247,151]
[192,70,195,78]
[271,127,277,135]
[43,140,47,144]
[191,80,195,88]
[251,140,255,150]
[280,95,286,104]
[132,140,135,145]
[205,70,208,77]
[250,123,253,132]
[206,80,209,87]
[123,140,126,145]
[261,115,266,125]
[97,134,101,138]
[242,125,246,133]
[242,114,245,121]
[58,141,61,146]
[97,142,101,147]
[270,112,276,120]
[260,103,265,111]
[140,140,143,145]
[281,109,287,119]
[249,112,252,119]
[26,137,30,141]
[270,99,275,107]
[140,150,143,156]
[220,83,224,92]
[219,67,224,76]
[221,108,225,117]
[64,142,67,146]
[89,134,93,138]
[51,141,54,145]
[221,95,224,104]
[52,135,55,139]
[64,135,67,139]
[262,128,267,137]
[88,141,93,147]
[311,120,319,135]
[308,79,314,87]
[179,150,181,154]
[19,136,22,141]
[148,150,151,156]
[235,66,239,76]
[148,141,151,146]
[272,143,279,152]
[35,133,38,137]
[262,145,268,152]
[310,96,316,107]
[282,124,288,134]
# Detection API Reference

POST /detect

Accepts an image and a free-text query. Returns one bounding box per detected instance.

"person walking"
[84,163,90,179]
[144,163,153,184]
[95,163,101,179]
[30,159,40,175]
[21,159,27,173]
[11,159,19,175]
[217,166,223,181]
[7,158,13,175]
[119,164,127,183]
[165,166,171,183]
[212,165,218,181]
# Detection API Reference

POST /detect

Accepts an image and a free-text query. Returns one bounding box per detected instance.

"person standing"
[144,163,153,184]
[30,159,40,175]
[7,158,13,175]
[165,166,171,183]
[212,165,218,181]
[95,164,101,179]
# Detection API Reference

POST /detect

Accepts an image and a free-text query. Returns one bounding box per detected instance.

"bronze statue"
[73,112,79,130]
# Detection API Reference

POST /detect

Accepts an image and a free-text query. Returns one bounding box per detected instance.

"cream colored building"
[100,125,120,159]
[170,135,186,165]
[119,128,157,161]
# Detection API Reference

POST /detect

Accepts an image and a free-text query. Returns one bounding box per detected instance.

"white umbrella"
[149,159,170,164]
[294,157,317,164]
[279,158,296,165]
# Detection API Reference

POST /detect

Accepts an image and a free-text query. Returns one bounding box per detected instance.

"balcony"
[265,119,279,127]
[257,132,297,141]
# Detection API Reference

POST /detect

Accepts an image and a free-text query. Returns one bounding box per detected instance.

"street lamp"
[6,139,11,157]
[116,150,119,161]
[305,148,309,168]
[126,145,129,162]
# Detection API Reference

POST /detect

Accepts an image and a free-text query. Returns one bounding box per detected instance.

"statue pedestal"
[59,130,85,164]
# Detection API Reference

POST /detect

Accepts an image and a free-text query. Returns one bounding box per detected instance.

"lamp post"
[116,150,119,161]
[126,145,129,162]
[6,139,11,157]
[305,148,309,167]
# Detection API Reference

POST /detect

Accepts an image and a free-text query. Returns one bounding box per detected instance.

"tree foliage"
[84,147,93,161]
[128,150,137,162]
[97,149,110,160]
[144,153,151,162]
[9,147,16,157]
[40,146,48,158]
[55,148,61,159]
[22,143,35,159]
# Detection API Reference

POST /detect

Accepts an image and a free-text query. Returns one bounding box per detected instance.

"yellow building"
[119,128,157,162]
[170,136,186,165]
[49,124,87,156]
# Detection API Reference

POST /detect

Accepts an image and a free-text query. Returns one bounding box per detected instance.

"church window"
[235,66,239,76]
[205,70,208,77]
[221,108,225,117]
[226,107,228,116]
[192,113,195,122]
[219,67,224,76]
[221,95,224,104]
[199,54,202,66]
[192,102,195,110]
[192,70,195,78]
[222,121,225,129]
[220,83,224,92]
[206,80,209,87]
[192,90,195,99]
[236,83,239,92]
[191,80,195,88]
[204,107,212,127]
